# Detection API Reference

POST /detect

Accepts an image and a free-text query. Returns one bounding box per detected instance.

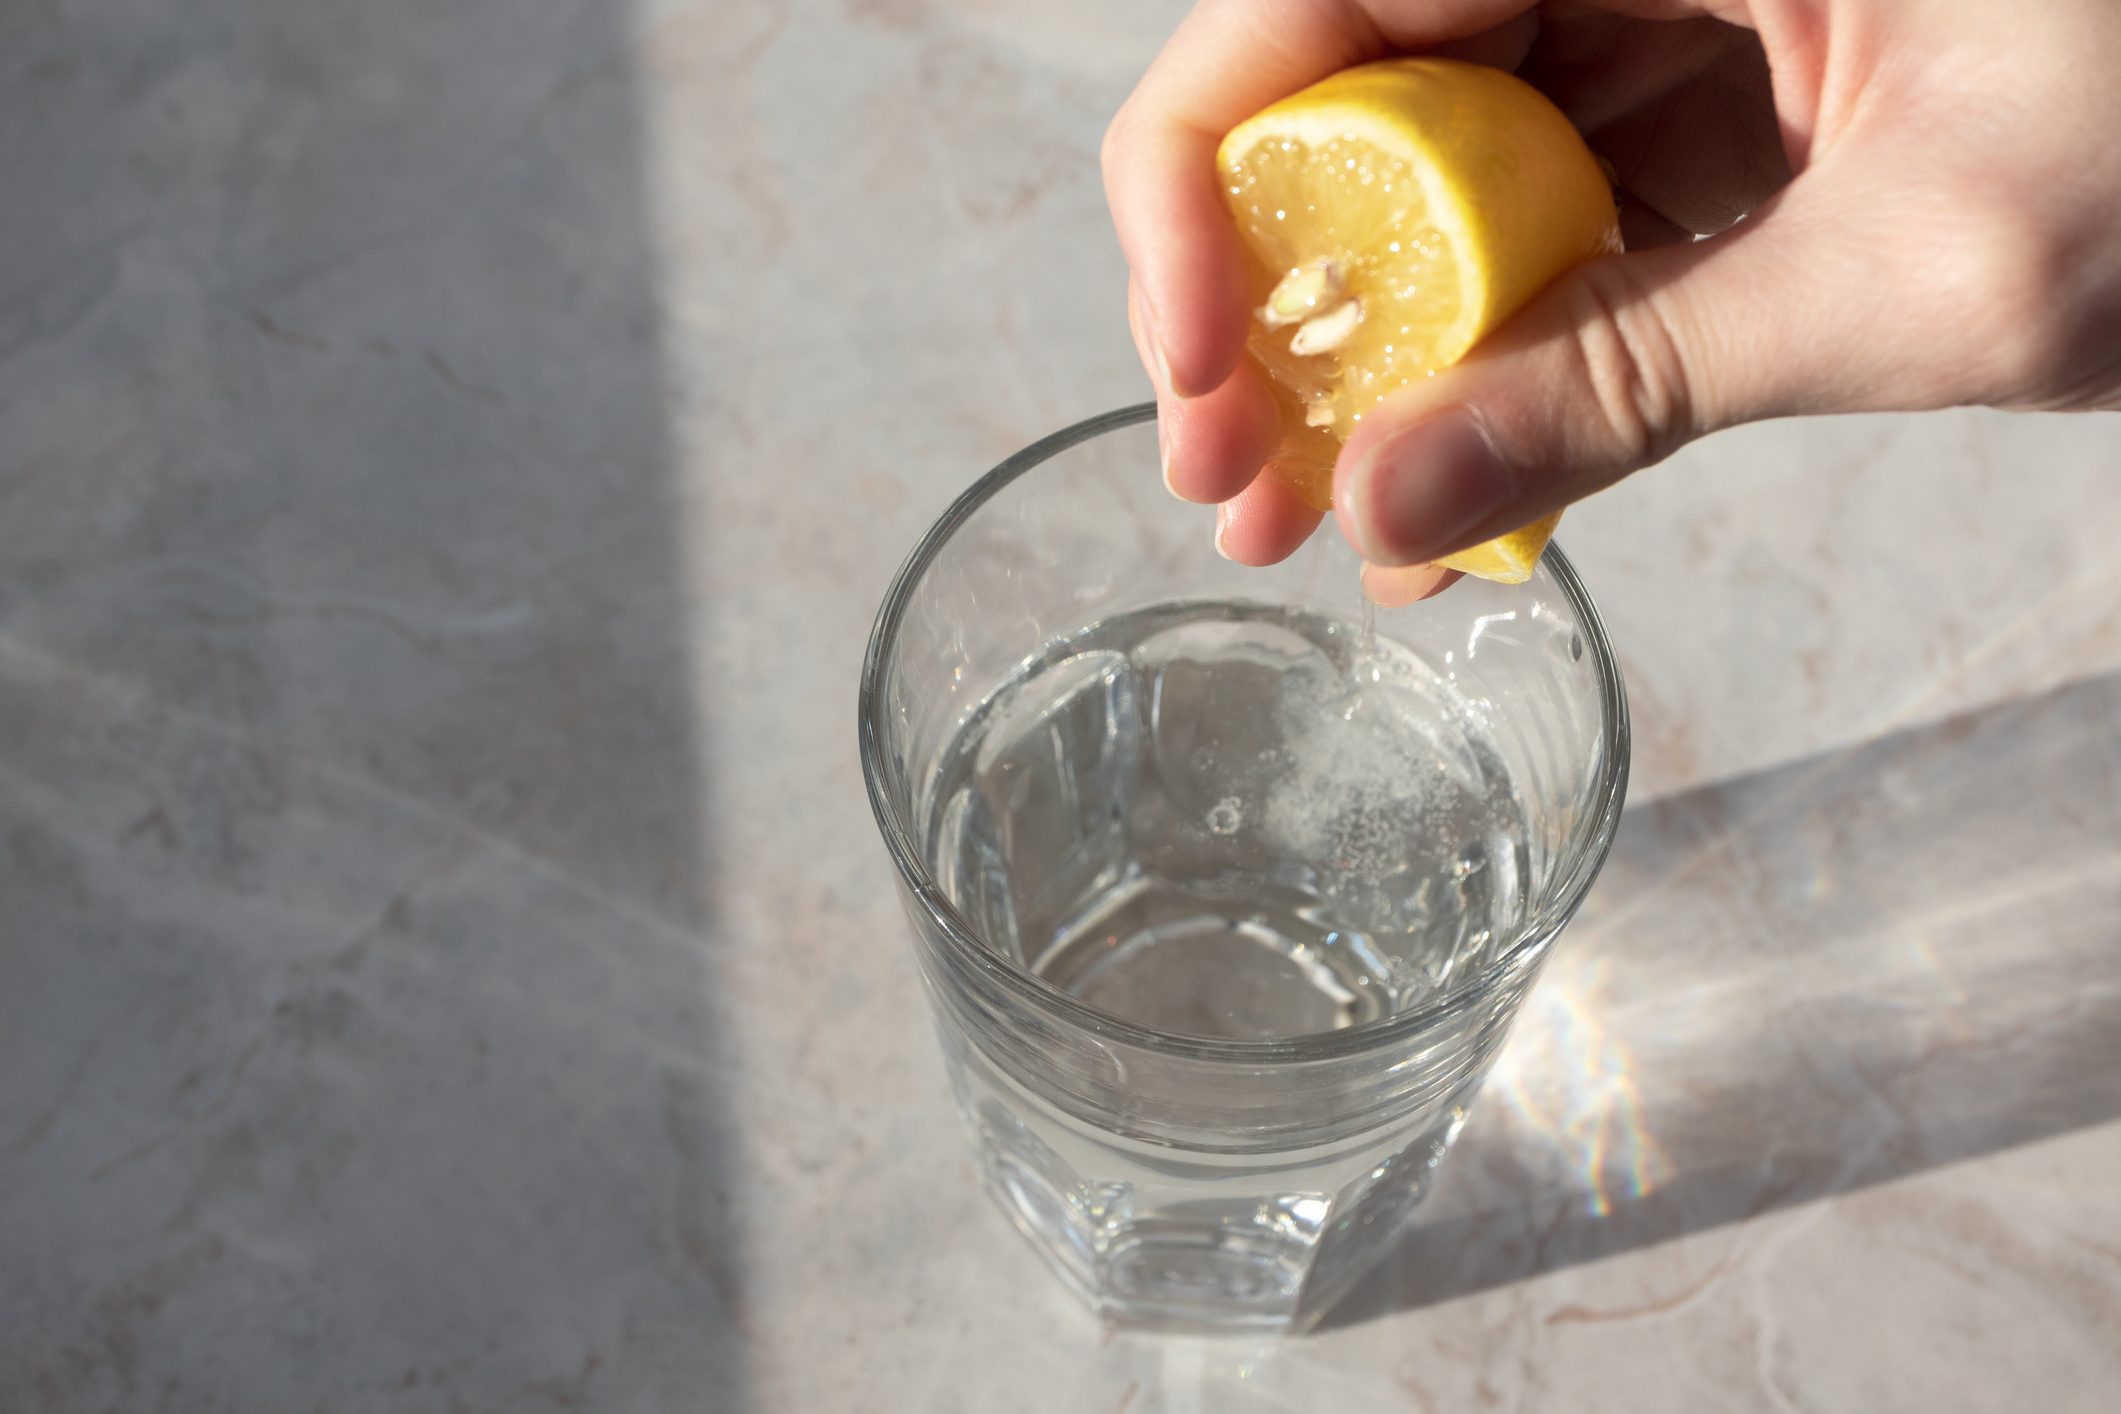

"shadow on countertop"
[0,2,747,1407]
[1320,666,2121,1329]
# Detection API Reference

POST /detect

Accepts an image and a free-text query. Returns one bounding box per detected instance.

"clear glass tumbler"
[859,405,1628,1333]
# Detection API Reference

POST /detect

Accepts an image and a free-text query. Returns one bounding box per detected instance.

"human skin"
[1103,0,2121,599]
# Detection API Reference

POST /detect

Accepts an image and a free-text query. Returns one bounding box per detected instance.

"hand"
[1103,0,2121,592]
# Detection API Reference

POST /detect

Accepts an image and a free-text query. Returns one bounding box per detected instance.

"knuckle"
[1935,212,2072,395]
[1559,262,1698,467]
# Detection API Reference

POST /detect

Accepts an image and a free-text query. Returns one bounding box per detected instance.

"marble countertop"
[3,1,2117,1409]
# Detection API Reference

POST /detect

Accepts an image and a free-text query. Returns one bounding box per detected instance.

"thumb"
[1332,188,1936,566]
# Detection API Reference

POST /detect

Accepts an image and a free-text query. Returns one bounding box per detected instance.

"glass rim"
[858,403,1631,1065]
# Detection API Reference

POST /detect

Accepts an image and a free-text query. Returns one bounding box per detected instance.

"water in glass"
[928,599,1531,1042]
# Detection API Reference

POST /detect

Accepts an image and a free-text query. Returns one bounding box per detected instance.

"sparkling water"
[927,599,1530,1042]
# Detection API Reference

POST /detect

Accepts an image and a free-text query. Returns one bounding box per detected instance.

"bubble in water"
[1206,796,1245,835]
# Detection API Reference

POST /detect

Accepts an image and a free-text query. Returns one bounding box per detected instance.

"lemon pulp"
[1216,59,1619,582]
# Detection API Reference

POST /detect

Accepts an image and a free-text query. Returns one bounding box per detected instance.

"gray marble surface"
[3,1,2117,1409]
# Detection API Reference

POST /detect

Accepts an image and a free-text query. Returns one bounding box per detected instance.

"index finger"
[1102,0,1542,398]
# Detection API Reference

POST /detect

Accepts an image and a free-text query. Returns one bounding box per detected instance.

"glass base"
[955,1040,1477,1334]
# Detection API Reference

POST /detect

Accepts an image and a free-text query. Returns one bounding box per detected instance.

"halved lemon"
[1216,58,1619,582]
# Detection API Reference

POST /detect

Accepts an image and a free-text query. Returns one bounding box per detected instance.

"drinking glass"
[859,405,1628,1332]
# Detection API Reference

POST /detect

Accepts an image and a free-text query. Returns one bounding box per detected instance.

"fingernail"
[1358,561,1387,606]
[1149,328,1174,395]
[1140,288,1174,394]
[1213,503,1234,559]
[1361,561,1453,608]
[1159,412,1176,495]
[1345,408,1506,564]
